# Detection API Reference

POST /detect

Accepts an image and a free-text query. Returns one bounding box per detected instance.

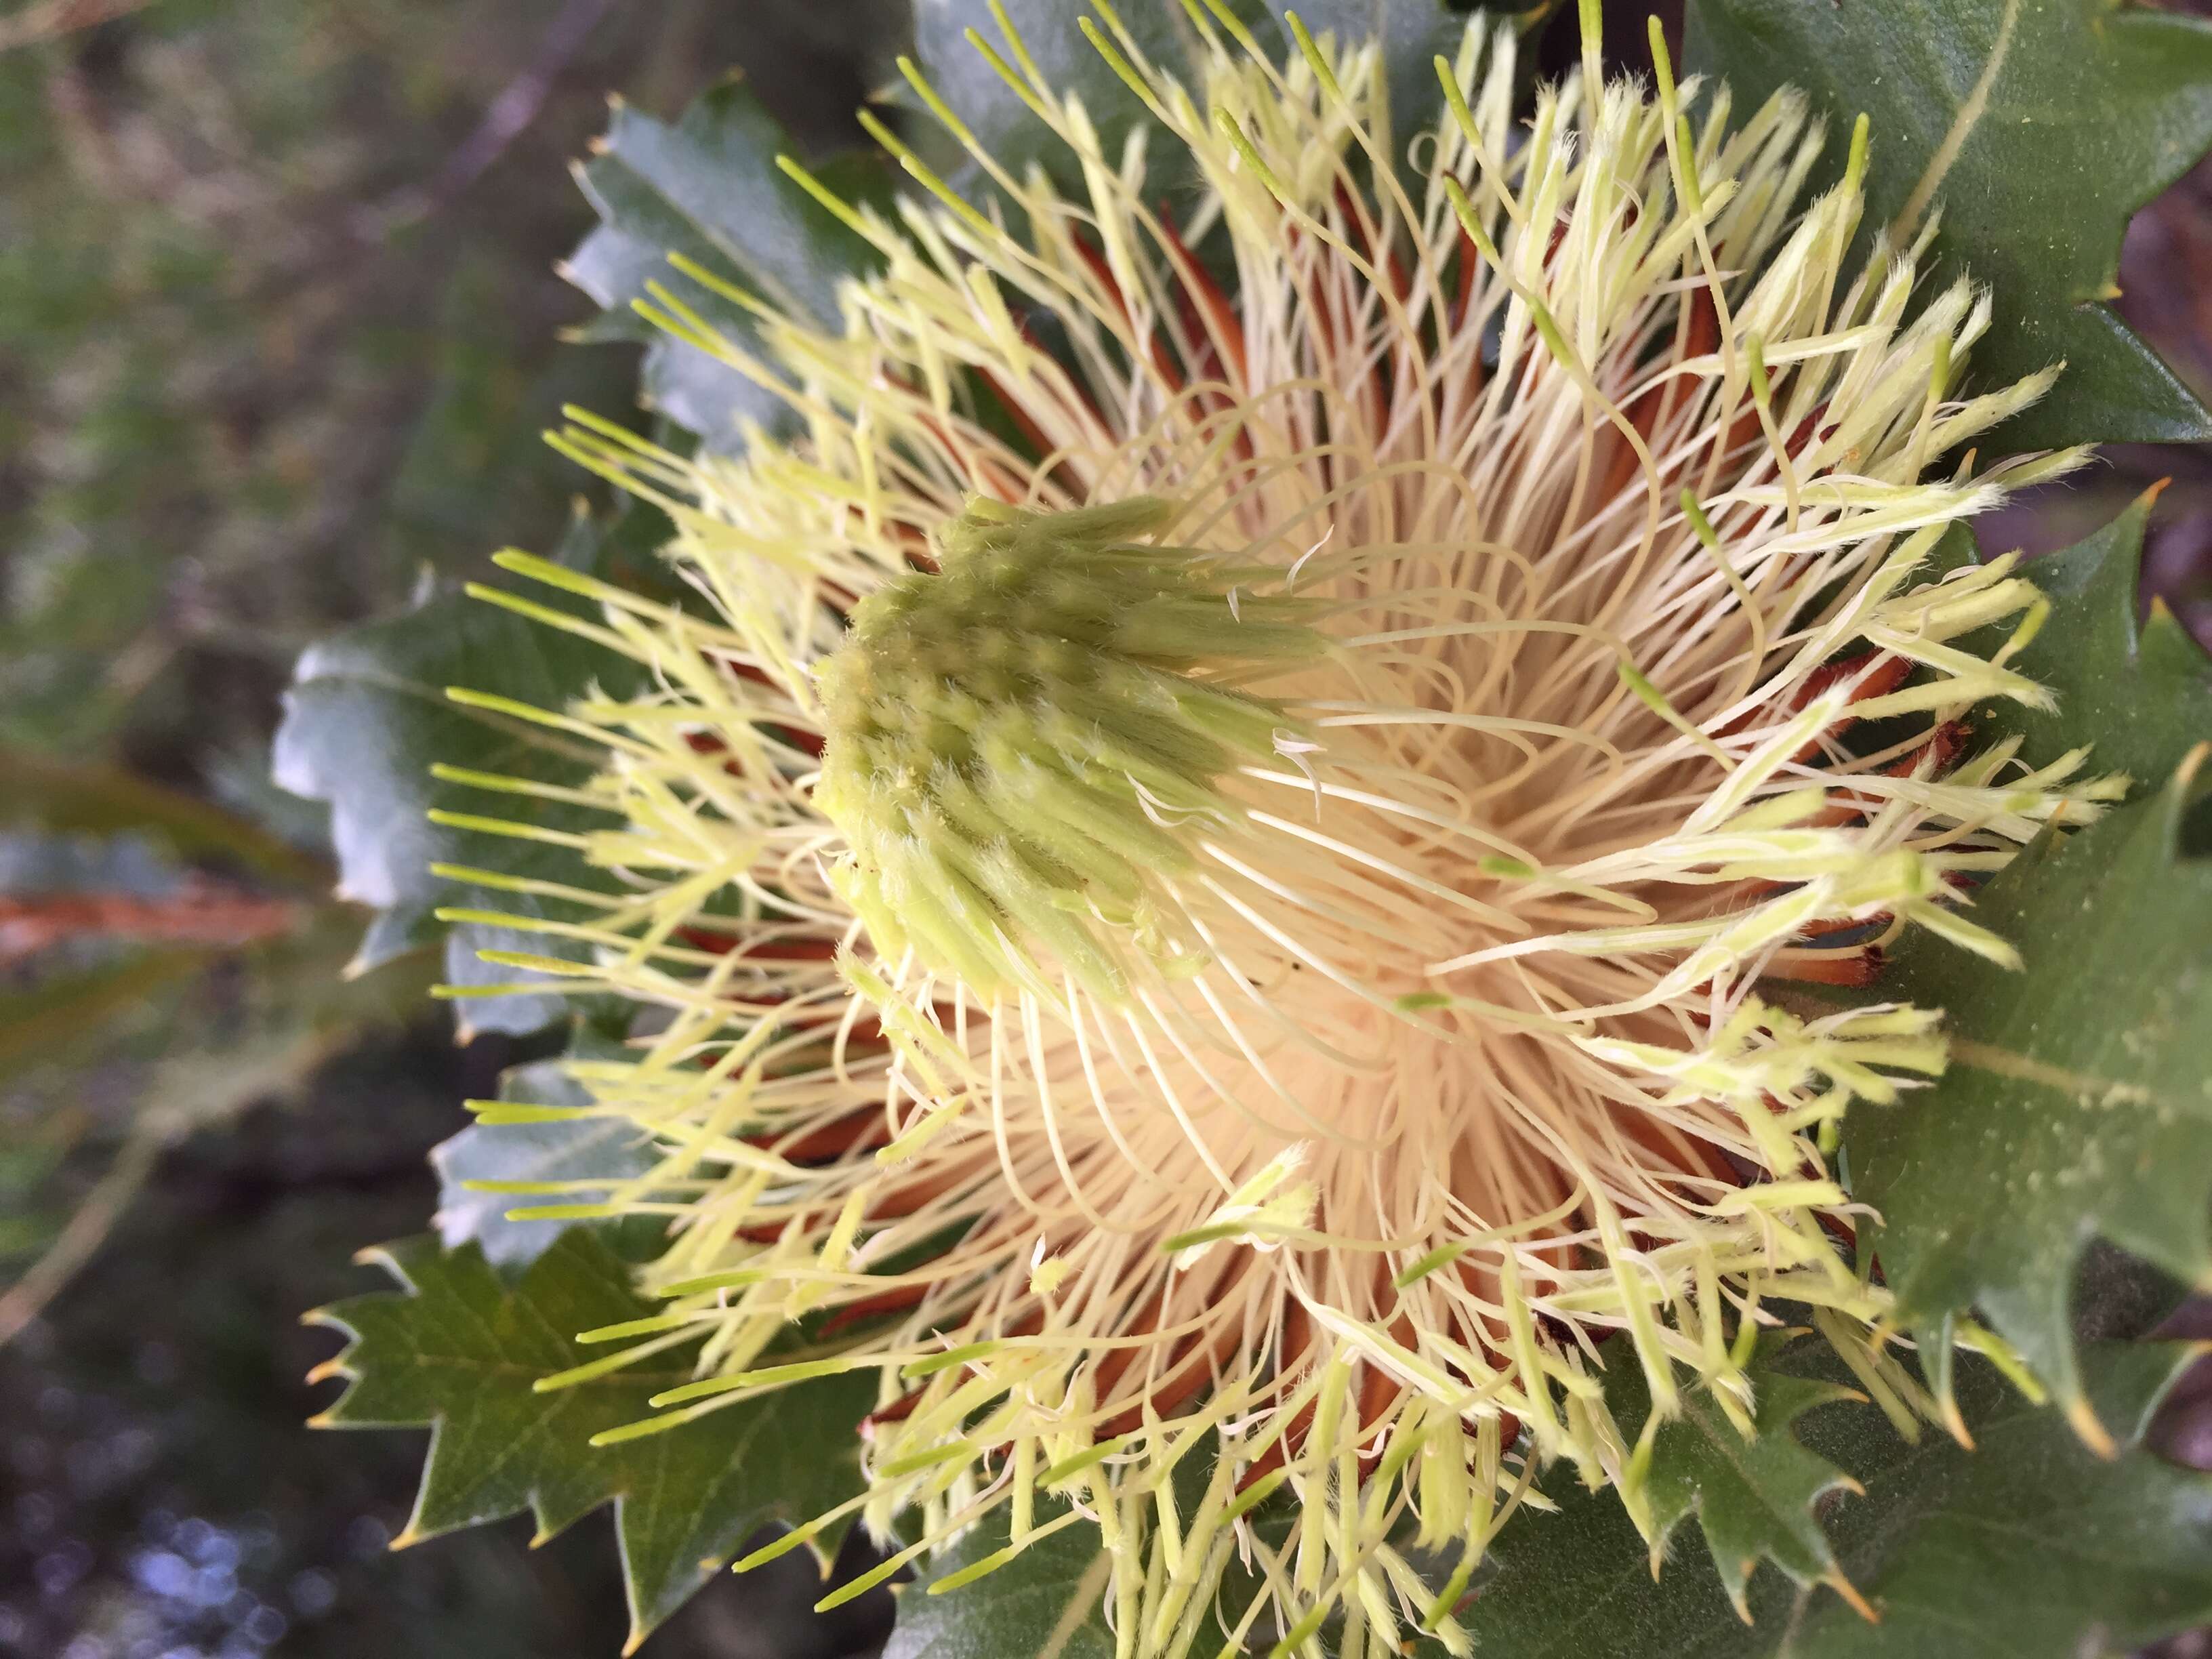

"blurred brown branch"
[0,0,157,54]
[0,885,304,965]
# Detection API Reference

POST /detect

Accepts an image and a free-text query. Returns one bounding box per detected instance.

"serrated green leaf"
[272,512,649,1037]
[1839,756,2212,1442]
[908,2,1469,205]
[906,0,1217,191]
[882,1431,1305,1659]
[1685,0,2212,449]
[1459,1341,2212,1658]
[577,5,1477,454]
[566,82,889,448]
[1822,499,2212,1432]
[883,1499,1115,1659]
[1605,1341,1864,1616]
[431,1033,657,1271]
[1254,1,1472,138]
[1969,488,2212,782]
[309,1231,874,1651]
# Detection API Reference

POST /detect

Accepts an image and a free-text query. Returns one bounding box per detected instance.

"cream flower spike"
[449,5,2115,1653]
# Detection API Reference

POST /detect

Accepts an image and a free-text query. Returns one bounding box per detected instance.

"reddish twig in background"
[0,884,302,965]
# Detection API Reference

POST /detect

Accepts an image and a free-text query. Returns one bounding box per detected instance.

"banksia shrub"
[284,4,2212,1656]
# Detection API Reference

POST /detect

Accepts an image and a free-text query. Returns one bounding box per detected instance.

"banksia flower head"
[449,7,2114,1652]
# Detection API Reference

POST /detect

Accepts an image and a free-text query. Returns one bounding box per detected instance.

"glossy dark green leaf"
[272,512,647,1036]
[882,1498,1115,1659]
[308,1231,875,1650]
[1822,500,2212,1431]
[1460,1341,2212,1658]
[906,0,1210,191]
[565,81,889,448]
[1255,0,1472,138]
[1604,1341,1863,1616]
[1686,0,2212,449]
[1968,489,2212,783]
[908,1,1471,205]
[1839,753,2212,1441]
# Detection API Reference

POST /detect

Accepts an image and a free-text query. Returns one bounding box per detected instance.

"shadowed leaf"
[1605,1341,1864,1618]
[566,81,889,448]
[1967,488,2212,782]
[1687,0,2212,448]
[272,510,650,1036]
[1842,754,2212,1441]
[309,1231,874,1650]
[432,1031,657,1270]
[883,1500,1115,1659]
[1459,1342,2212,1658]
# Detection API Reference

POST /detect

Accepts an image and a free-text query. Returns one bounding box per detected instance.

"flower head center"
[813,495,1322,997]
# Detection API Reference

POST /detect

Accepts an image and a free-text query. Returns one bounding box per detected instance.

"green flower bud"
[813,496,1323,998]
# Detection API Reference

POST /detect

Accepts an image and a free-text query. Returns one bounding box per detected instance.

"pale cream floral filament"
[441,9,2118,1656]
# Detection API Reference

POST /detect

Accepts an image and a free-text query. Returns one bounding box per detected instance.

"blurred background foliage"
[0,0,899,762]
[0,2,901,1654]
[0,1,2207,1656]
